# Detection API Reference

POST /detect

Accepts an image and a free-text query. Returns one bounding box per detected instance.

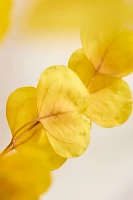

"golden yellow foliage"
[0,154,51,200]
[6,87,66,170]
[81,22,133,77]
[37,66,91,158]
[6,66,91,159]
[68,49,132,127]
[2,1,133,199]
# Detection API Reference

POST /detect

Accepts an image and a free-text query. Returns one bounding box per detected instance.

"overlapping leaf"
[0,154,51,200]
[6,87,66,170]
[7,66,91,159]
[81,21,133,77]
[37,66,91,158]
[68,49,132,127]
[0,0,12,41]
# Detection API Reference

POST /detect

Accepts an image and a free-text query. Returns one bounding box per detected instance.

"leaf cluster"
[0,1,133,199]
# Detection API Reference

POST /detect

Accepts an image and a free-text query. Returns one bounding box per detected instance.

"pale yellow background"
[0,1,133,200]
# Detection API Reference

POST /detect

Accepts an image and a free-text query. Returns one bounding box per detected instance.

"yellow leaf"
[18,127,67,171]
[37,66,91,158]
[6,87,37,135]
[68,49,95,86]
[87,74,132,127]
[68,49,132,127]
[81,21,133,77]
[6,87,66,170]
[21,0,133,35]
[0,0,12,41]
[21,0,91,33]
[0,153,51,200]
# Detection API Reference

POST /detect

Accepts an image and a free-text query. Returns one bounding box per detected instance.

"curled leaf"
[68,49,132,127]
[0,154,51,200]
[37,66,91,158]
[6,87,66,170]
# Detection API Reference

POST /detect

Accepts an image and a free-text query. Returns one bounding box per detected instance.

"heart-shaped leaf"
[81,21,133,77]
[68,49,132,127]
[6,87,66,170]
[37,66,91,158]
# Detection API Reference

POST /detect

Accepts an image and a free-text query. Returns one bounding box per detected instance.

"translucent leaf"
[18,127,67,171]
[68,49,132,127]
[37,66,91,158]
[98,28,133,77]
[87,74,132,127]
[0,154,51,200]
[0,0,12,41]
[68,49,95,86]
[6,87,66,170]
[81,20,133,77]
[6,87,37,135]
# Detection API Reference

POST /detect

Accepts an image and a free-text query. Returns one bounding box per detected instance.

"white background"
[0,1,133,200]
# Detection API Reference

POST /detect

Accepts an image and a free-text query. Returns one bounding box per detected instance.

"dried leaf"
[68,49,132,127]
[6,87,66,170]
[37,66,91,158]
[81,22,133,77]
[68,49,95,86]
[87,74,132,127]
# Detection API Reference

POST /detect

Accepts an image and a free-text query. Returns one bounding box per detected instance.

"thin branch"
[13,117,38,138]
[13,121,40,146]
[0,121,39,157]
[0,141,14,157]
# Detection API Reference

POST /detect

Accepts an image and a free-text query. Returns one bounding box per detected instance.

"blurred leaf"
[20,0,133,35]
[68,49,132,127]
[0,0,12,41]
[37,66,91,158]
[81,22,133,77]
[6,87,37,136]
[6,87,66,170]
[0,153,51,200]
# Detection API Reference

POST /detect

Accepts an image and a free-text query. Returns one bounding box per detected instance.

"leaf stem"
[13,117,38,138]
[0,141,14,157]
[0,119,40,157]
[13,121,40,146]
